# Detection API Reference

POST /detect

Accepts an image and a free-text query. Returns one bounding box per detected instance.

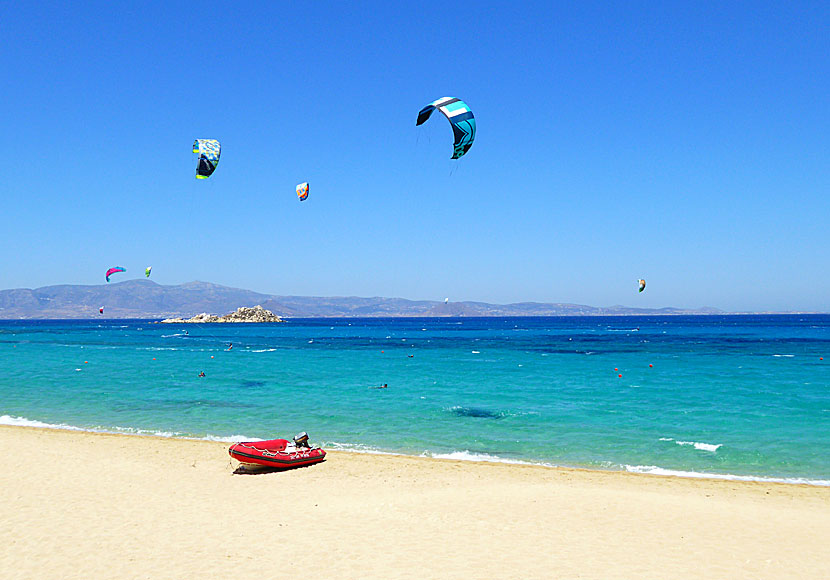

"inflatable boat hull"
[228,439,326,470]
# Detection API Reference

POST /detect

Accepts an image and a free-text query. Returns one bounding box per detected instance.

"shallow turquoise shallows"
[1,316,828,485]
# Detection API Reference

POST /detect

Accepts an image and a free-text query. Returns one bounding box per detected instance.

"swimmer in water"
[227,343,233,351]
[198,371,205,377]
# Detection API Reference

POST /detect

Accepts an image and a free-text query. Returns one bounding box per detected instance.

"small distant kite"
[99,307,104,314]
[193,139,221,179]
[106,267,126,282]
[444,298,449,304]
[638,279,646,293]
[416,97,476,159]
[145,266,152,278]
[296,182,309,201]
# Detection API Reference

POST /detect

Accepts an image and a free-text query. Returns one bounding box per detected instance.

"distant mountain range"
[0,280,727,319]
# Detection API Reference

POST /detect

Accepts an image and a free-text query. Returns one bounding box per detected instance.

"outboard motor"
[293,431,310,448]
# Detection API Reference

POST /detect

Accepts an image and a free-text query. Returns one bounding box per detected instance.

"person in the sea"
[227,342,233,351]
[198,371,205,377]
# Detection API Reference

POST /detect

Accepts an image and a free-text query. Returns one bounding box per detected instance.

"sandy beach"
[1,425,827,579]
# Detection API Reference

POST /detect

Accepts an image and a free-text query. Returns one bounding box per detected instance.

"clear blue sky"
[2,1,827,311]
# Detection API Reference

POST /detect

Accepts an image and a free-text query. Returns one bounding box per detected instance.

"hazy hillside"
[0,280,725,319]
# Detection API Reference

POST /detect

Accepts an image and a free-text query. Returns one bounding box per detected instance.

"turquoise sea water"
[1,316,828,484]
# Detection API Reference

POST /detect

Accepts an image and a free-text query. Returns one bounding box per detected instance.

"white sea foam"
[661,437,722,452]
[0,421,185,439]
[249,348,278,353]
[623,465,830,486]
[424,450,557,467]
[0,415,84,430]
[471,350,480,354]
[0,415,264,443]
[675,440,722,452]
[202,434,265,443]
[324,441,396,455]
[772,354,795,358]
[109,426,184,438]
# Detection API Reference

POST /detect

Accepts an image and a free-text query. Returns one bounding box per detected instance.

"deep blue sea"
[1,316,828,485]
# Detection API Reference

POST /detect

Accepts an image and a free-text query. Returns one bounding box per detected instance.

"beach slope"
[0,426,827,579]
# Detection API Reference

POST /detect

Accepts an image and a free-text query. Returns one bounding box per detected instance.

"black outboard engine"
[293,431,310,448]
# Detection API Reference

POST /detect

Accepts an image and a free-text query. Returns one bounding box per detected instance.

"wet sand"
[1,425,828,579]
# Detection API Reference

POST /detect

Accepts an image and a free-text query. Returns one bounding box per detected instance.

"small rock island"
[160,305,283,324]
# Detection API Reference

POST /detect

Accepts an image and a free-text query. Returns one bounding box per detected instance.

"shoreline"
[1,422,821,486]
[2,418,828,487]
[2,424,828,578]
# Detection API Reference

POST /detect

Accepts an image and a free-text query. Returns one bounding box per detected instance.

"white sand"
[1,425,828,579]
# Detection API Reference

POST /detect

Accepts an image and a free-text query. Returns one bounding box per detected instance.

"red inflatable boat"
[228,432,326,470]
